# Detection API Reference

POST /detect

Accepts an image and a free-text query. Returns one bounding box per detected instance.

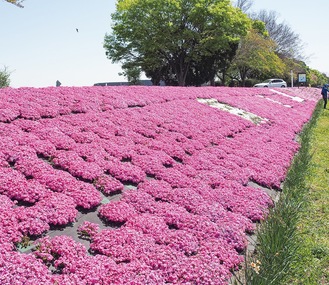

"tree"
[251,10,304,60]
[230,29,285,86]
[234,0,252,13]
[0,67,11,88]
[285,59,329,87]
[104,0,251,86]
[119,63,141,85]
[216,19,267,86]
[306,68,329,87]
[4,0,24,8]
[213,42,239,86]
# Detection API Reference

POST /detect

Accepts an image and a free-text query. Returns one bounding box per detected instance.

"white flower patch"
[197,98,268,124]
[256,95,292,108]
[269,89,304,102]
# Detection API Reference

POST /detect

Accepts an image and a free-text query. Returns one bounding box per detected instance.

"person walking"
[321,84,329,108]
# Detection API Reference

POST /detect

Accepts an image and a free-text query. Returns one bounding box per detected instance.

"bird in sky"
[76,28,79,33]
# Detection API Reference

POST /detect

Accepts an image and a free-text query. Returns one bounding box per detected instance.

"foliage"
[229,29,285,86]
[279,57,329,87]
[105,0,251,86]
[279,57,305,85]
[0,66,11,88]
[306,67,329,87]
[119,63,141,85]
[251,10,304,60]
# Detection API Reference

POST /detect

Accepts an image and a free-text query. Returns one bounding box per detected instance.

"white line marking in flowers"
[197,98,268,125]
[256,95,292,108]
[269,89,304,102]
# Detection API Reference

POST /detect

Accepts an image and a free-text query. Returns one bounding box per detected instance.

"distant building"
[93,80,165,86]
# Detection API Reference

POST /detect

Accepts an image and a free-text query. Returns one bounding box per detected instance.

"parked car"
[253,78,287,88]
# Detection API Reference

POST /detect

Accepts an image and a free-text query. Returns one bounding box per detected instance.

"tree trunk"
[177,60,189,86]
[239,66,248,87]
[221,71,227,86]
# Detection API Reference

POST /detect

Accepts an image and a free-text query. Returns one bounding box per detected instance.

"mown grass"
[288,102,329,284]
[236,100,329,285]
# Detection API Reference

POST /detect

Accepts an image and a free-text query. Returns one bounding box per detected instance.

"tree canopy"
[105,0,251,86]
[105,0,327,86]
[230,29,285,86]
[251,10,303,60]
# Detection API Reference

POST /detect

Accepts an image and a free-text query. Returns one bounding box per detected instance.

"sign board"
[298,73,306,83]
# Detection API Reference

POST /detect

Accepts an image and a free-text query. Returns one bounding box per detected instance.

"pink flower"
[77,221,99,239]
[99,201,136,224]
[0,85,319,283]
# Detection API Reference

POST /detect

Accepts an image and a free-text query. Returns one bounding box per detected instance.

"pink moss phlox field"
[0,86,320,284]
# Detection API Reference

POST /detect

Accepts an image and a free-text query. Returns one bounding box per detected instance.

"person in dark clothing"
[321,84,329,108]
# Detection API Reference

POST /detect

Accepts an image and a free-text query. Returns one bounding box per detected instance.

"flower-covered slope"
[0,86,320,284]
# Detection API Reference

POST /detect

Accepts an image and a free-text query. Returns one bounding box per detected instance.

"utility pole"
[291,70,294,87]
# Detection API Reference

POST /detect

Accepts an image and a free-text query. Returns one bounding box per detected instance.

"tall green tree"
[230,29,285,86]
[216,20,267,86]
[105,0,251,86]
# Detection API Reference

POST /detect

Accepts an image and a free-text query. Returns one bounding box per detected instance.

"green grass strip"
[288,102,329,284]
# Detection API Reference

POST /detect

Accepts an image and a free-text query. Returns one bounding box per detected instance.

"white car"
[254,78,287,88]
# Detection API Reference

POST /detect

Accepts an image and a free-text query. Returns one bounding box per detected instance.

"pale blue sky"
[1,0,327,87]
